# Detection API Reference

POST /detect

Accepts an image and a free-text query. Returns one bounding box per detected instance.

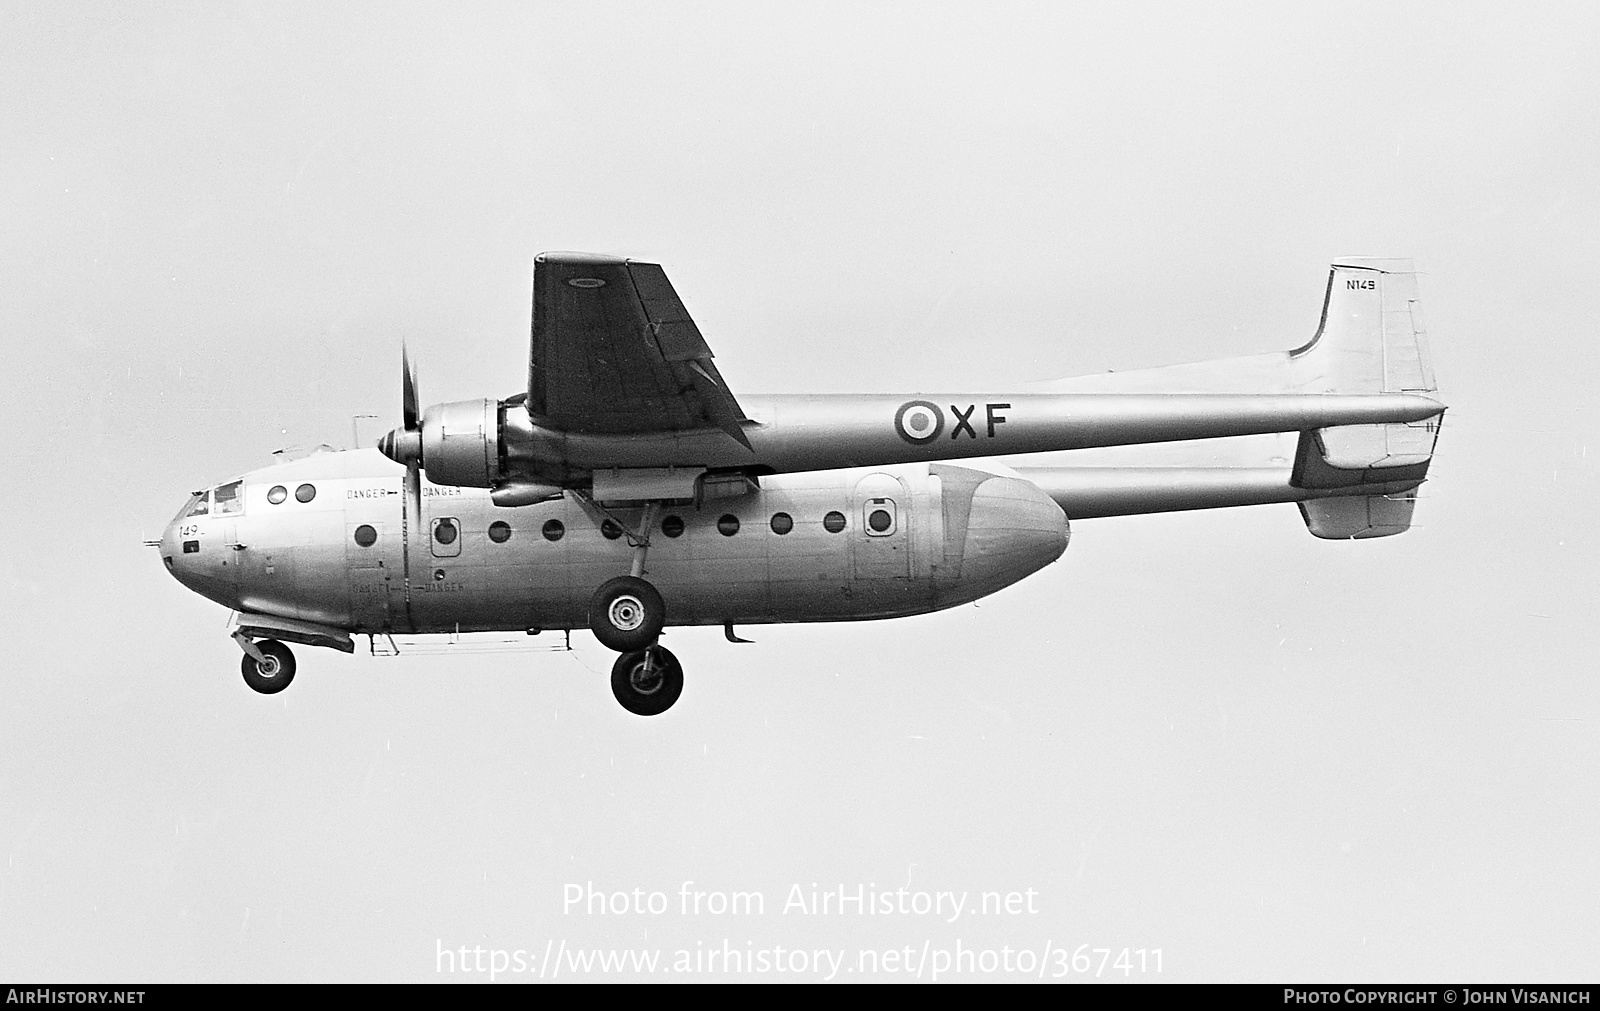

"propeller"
[377,345,424,525]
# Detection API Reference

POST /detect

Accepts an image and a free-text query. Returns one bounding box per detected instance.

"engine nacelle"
[420,398,502,488]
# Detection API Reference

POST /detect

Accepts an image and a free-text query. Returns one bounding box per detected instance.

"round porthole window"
[601,520,623,540]
[488,521,511,543]
[869,509,893,532]
[662,515,685,538]
[434,519,458,545]
[823,510,847,533]
[295,483,316,503]
[717,514,740,537]
[267,485,288,505]
[770,512,793,535]
[353,524,377,547]
[542,519,565,542]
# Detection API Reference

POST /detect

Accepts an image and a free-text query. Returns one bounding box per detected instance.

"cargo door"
[345,480,403,632]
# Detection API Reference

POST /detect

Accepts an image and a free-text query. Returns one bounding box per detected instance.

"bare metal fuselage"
[161,449,1069,637]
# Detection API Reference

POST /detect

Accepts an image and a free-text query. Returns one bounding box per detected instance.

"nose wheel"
[239,638,296,694]
[611,646,683,716]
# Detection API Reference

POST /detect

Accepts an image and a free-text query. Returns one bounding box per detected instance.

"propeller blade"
[402,343,419,432]
[379,346,424,465]
[403,346,422,526]
[408,460,422,537]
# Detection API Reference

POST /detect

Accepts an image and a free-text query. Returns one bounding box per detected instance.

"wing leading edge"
[528,252,749,446]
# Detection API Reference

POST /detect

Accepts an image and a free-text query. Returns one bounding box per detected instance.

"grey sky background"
[3,2,1597,982]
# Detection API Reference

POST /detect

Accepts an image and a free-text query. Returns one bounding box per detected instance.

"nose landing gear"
[238,637,296,694]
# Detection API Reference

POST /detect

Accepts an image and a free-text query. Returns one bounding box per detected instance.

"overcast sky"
[3,1,1597,982]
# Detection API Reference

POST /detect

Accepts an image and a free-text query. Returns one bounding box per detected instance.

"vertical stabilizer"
[1290,259,1436,397]
[1031,259,1444,538]
[1288,260,1441,538]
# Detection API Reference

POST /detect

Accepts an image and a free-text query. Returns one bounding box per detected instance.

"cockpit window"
[213,480,244,516]
[184,491,211,518]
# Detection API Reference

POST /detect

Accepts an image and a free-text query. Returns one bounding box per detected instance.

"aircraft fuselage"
[161,449,1068,637]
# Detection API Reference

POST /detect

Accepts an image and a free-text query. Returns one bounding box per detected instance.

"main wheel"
[240,639,296,694]
[610,646,684,716]
[588,576,666,652]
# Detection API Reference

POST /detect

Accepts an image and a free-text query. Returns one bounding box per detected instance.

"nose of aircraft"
[158,496,237,606]
[957,475,1070,595]
[158,503,194,586]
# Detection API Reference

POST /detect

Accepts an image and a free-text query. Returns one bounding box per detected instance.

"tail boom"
[1015,465,1424,522]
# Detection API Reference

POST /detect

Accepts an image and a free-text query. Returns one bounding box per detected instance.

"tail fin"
[1289,259,1436,395]
[1289,260,1442,538]
[1034,259,1444,538]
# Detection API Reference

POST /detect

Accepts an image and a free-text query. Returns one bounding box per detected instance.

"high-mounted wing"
[528,252,749,446]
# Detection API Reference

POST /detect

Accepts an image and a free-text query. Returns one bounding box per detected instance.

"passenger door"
[852,473,909,580]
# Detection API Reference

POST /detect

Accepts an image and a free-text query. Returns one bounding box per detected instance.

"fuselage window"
[213,480,244,516]
[601,520,623,540]
[823,510,847,533]
[661,515,685,538]
[488,521,512,543]
[267,485,288,505]
[770,512,793,535]
[543,519,565,542]
[184,492,210,518]
[353,524,378,547]
[295,483,317,504]
[868,508,893,533]
[717,514,740,537]
[434,519,458,545]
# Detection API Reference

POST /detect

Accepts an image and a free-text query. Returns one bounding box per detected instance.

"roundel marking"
[567,277,606,289]
[893,400,944,444]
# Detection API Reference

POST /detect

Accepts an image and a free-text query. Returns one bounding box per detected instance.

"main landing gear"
[589,575,665,651]
[584,500,683,716]
[610,646,684,716]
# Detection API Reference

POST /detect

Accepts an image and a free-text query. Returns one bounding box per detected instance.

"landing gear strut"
[610,646,683,716]
[581,499,685,714]
[239,638,296,694]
